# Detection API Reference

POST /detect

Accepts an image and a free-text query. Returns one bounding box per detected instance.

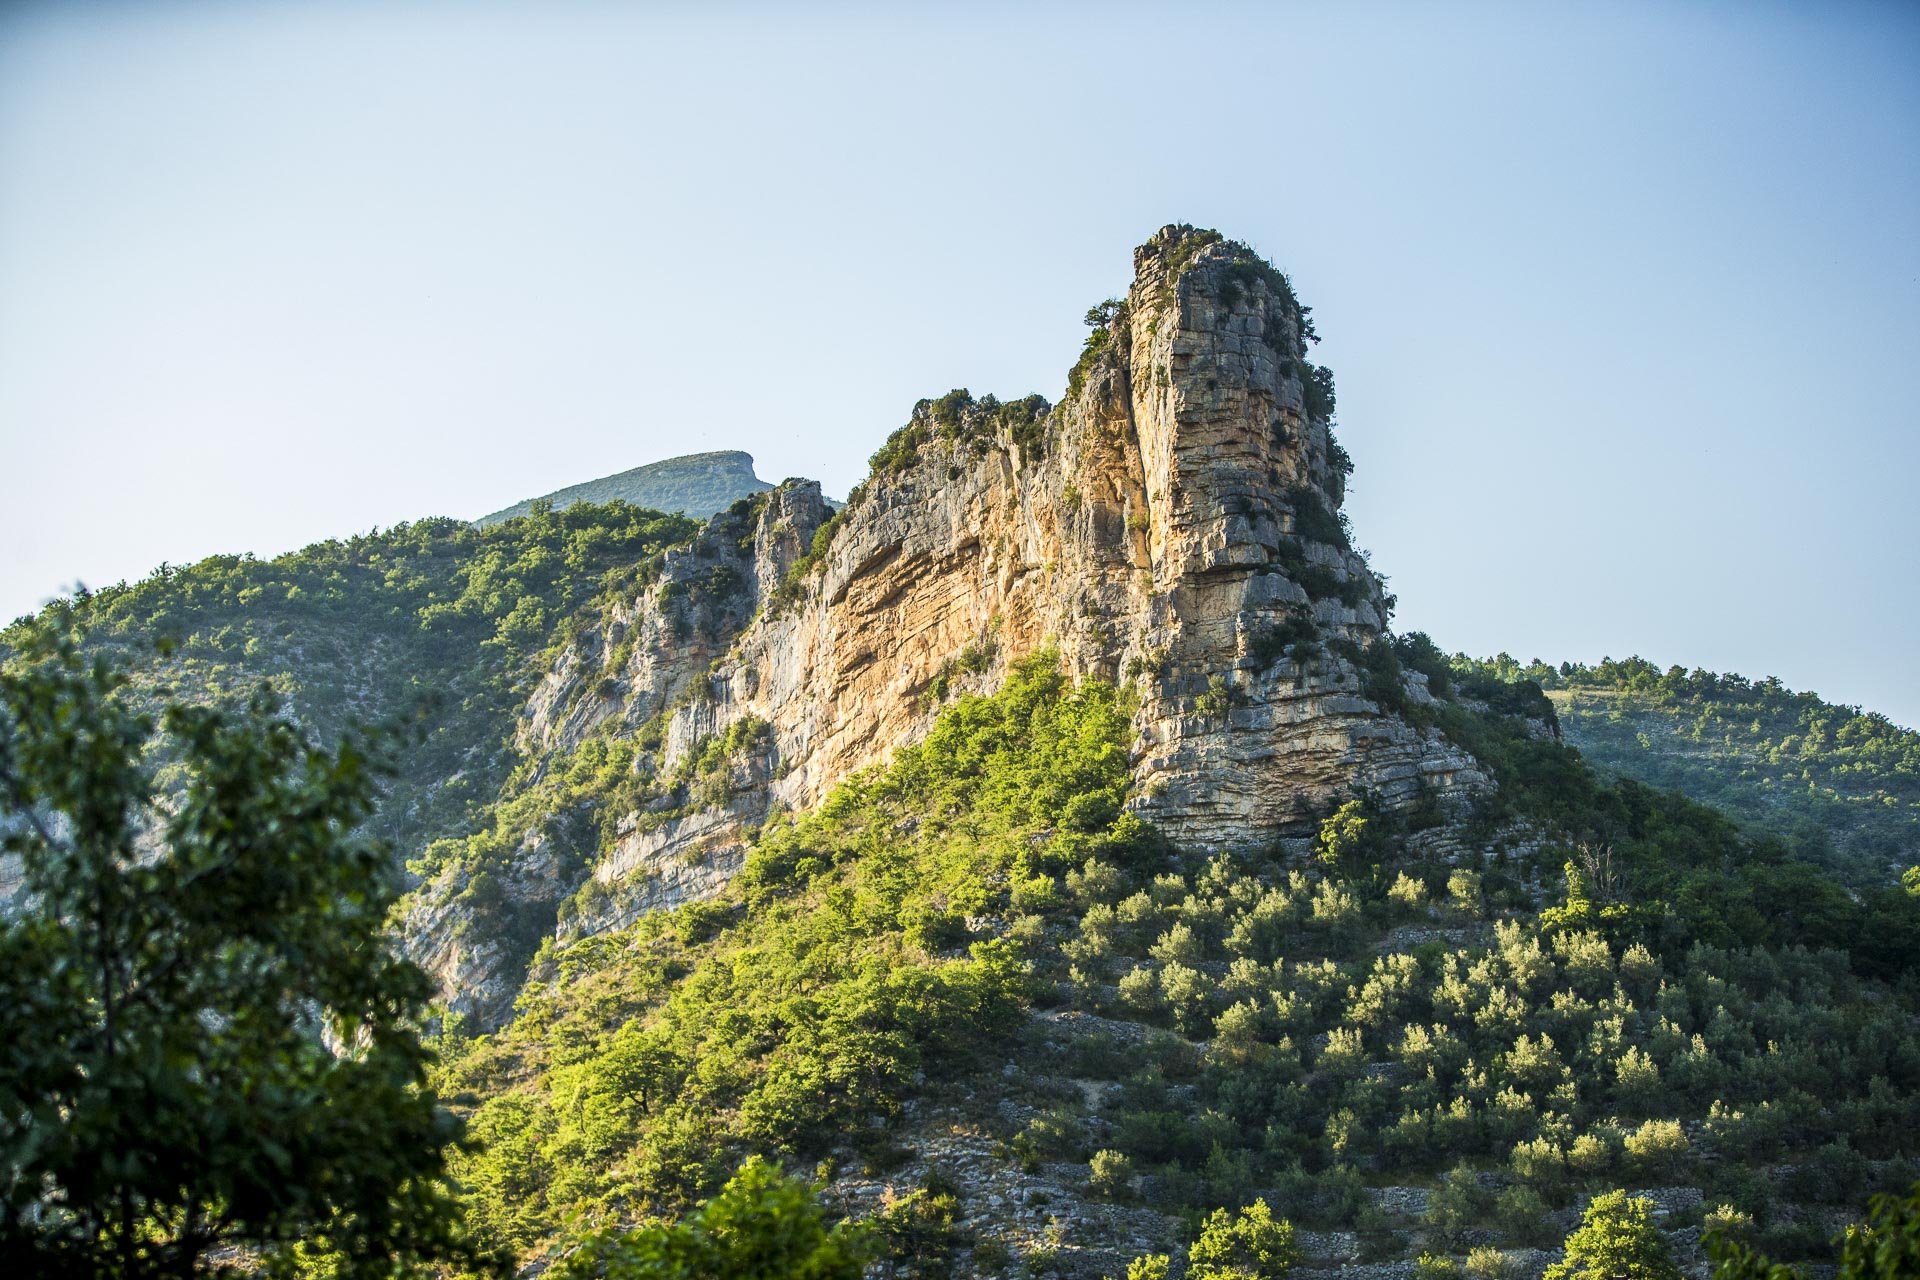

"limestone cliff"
[410,226,1490,1025]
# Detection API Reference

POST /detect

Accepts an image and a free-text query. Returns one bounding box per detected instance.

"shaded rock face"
[406,486,830,1026]
[415,226,1490,1026]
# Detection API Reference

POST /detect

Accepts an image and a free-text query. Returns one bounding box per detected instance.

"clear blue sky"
[2,2,1916,726]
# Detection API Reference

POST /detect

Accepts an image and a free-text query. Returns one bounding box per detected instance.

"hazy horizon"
[3,2,1916,727]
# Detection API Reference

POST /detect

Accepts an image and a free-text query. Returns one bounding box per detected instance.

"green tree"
[1544,1190,1681,1280]
[1315,799,1376,875]
[1425,1164,1493,1248]
[1838,1182,1920,1279]
[1706,1182,1920,1280]
[554,1156,868,1279]
[0,626,496,1277]
[1188,1198,1299,1279]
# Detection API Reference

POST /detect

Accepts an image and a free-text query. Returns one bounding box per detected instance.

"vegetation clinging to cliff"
[867,388,1056,479]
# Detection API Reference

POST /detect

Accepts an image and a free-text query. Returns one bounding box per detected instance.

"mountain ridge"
[474,448,774,525]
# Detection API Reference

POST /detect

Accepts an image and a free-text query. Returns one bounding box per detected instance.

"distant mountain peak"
[475,450,773,525]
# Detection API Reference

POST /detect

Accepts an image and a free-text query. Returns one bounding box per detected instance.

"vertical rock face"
[415,226,1489,1024]
[675,226,1483,844]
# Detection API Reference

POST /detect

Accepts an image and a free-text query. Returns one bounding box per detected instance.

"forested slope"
[1,502,698,860]
[1458,655,1919,886]
[435,648,1920,1277]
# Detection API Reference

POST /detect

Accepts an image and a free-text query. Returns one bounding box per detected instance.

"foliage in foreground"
[1707,1181,1920,1280]
[0,625,496,1277]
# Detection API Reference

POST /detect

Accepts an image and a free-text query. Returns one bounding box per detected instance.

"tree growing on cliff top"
[0,621,498,1278]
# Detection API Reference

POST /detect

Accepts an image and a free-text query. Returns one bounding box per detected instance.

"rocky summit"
[410,226,1489,1027]
[475,447,775,525]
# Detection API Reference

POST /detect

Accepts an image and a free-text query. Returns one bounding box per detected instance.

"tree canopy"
[1542,1190,1681,1280]
[0,624,497,1278]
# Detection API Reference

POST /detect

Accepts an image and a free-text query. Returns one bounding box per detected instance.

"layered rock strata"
[413,226,1490,1024]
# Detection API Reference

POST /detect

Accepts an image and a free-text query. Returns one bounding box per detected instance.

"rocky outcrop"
[475,448,777,525]
[413,226,1493,1025]
[405,486,828,1026]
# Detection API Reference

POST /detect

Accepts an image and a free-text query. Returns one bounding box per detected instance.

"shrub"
[1701,1203,1755,1244]
[1089,1149,1135,1200]
[1614,1046,1663,1111]
[1623,1119,1690,1179]
[1448,869,1484,916]
[1495,1186,1556,1247]
[1250,610,1320,670]
[1567,1131,1616,1178]
[872,1171,962,1278]
[1161,961,1215,1036]
[1466,1246,1521,1280]
[1316,799,1380,875]
[1119,964,1163,1015]
[1389,871,1429,910]
[1426,1164,1493,1248]
[1511,1137,1569,1200]
[556,1156,868,1279]
[1151,921,1206,965]
[1320,1026,1368,1077]
[1197,675,1234,721]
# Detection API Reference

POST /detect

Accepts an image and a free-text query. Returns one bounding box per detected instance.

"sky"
[1,1,1916,727]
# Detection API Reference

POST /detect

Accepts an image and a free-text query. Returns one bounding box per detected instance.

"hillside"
[474,449,774,525]
[1458,655,1920,886]
[439,652,1920,1277]
[6,226,1918,1280]
[0,505,698,864]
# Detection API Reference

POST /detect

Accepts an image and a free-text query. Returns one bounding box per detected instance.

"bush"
[1089,1149,1135,1200]
[1623,1119,1690,1179]
[1466,1246,1521,1280]
[1494,1186,1556,1247]
[555,1156,868,1279]
[1426,1164,1493,1248]
[1316,799,1381,876]
[1389,871,1429,910]
[1448,869,1484,915]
